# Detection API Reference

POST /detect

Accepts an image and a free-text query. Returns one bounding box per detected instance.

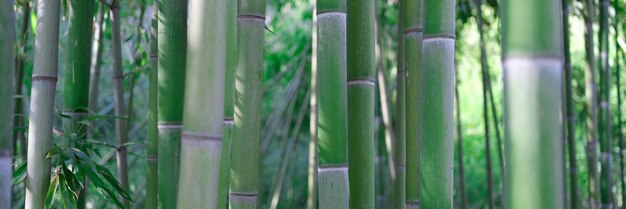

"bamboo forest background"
[4,0,626,208]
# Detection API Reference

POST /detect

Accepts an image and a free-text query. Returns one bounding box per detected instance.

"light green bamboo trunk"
[316,0,349,208]
[64,0,94,207]
[393,0,406,208]
[157,0,188,207]
[346,0,376,206]
[230,0,265,208]
[403,0,422,207]
[146,4,159,209]
[598,0,612,208]
[502,0,565,208]
[24,0,60,208]
[419,0,455,208]
[217,0,237,208]
[308,13,319,209]
[0,0,15,208]
[176,0,227,207]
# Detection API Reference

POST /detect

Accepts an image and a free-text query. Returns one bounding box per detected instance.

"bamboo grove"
[5,0,626,208]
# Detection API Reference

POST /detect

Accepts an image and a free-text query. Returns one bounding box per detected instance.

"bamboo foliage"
[230,0,265,207]
[419,0,455,208]
[404,0,422,207]
[217,0,237,208]
[146,3,159,209]
[0,0,15,207]
[176,0,227,206]
[316,0,349,207]
[502,0,564,208]
[157,0,188,207]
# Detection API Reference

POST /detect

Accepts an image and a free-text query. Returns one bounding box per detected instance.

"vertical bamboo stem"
[393,0,406,208]
[145,3,158,209]
[598,0,613,207]
[562,0,579,207]
[0,0,15,207]
[502,0,565,208]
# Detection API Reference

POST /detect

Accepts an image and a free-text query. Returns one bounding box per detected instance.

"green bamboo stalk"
[419,0,455,208]
[475,1,494,208]
[110,0,130,207]
[0,0,15,207]
[454,62,468,209]
[216,0,237,208]
[176,0,226,207]
[229,0,265,207]
[13,0,30,161]
[64,0,94,207]
[502,0,565,208]
[145,3,158,209]
[598,0,613,208]
[404,0,422,206]
[316,0,349,207]
[307,9,319,209]
[583,0,601,206]
[24,0,60,208]
[393,0,406,208]
[346,0,376,205]
[562,0,579,207]
[88,3,106,139]
[157,0,188,207]
[614,0,625,205]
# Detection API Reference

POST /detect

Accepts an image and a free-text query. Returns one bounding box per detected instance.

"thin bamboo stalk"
[110,0,130,206]
[454,62,468,209]
[88,3,107,139]
[475,1,493,208]
[562,0,579,207]
[404,0,422,207]
[175,0,226,206]
[614,0,625,205]
[0,0,15,207]
[145,3,158,209]
[307,8,319,209]
[502,0,565,208]
[13,0,30,161]
[24,0,60,208]
[216,0,237,208]
[583,0,601,206]
[393,0,406,208]
[229,0,265,207]
[598,0,613,207]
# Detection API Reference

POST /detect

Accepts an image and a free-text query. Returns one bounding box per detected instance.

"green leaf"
[96,164,132,200]
[12,161,27,184]
[46,175,59,208]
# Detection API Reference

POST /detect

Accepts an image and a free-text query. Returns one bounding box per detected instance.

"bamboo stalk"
[24,0,60,207]
[393,0,406,208]
[64,0,95,207]
[598,0,613,207]
[454,61,468,209]
[110,0,130,206]
[216,0,237,208]
[229,0,265,207]
[157,0,188,207]
[88,3,107,139]
[419,0,455,208]
[562,0,579,207]
[13,0,30,161]
[145,3,158,209]
[0,0,15,207]
[583,0,601,206]
[175,0,226,206]
[307,8,319,209]
[502,0,565,208]
[614,0,625,205]
[316,0,350,207]
[404,0,422,207]
[346,0,376,205]
[474,1,494,208]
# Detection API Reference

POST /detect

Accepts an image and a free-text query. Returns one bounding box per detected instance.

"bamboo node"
[32,75,58,82]
[182,131,222,141]
[347,79,376,86]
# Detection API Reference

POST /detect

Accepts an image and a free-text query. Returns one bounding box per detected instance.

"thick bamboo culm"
[0,0,15,207]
